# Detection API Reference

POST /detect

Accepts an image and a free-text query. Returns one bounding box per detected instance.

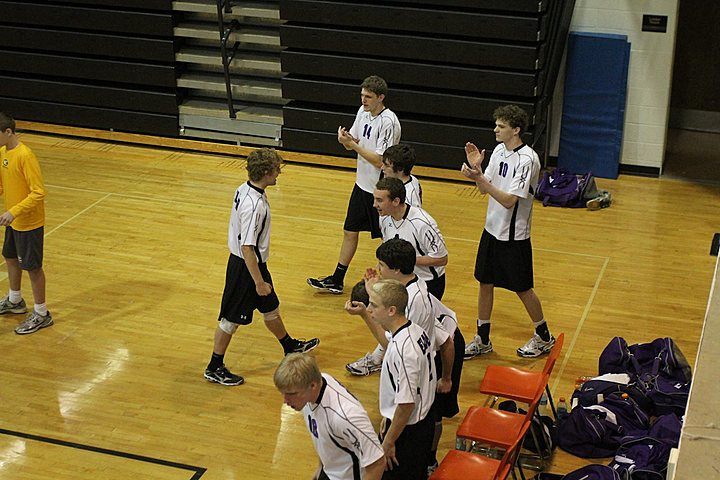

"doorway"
[664,0,720,183]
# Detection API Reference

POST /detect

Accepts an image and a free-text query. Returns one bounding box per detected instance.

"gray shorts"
[3,226,44,270]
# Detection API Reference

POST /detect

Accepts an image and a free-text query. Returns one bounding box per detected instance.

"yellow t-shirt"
[0,142,46,231]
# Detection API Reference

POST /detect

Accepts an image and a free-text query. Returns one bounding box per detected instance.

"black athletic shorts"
[474,229,534,292]
[433,328,464,419]
[425,274,446,301]
[218,253,280,325]
[381,412,434,479]
[343,184,381,239]
[3,226,44,270]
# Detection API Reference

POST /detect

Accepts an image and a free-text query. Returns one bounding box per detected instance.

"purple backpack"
[608,414,682,480]
[558,394,649,458]
[599,337,691,384]
[562,465,621,480]
[610,438,671,480]
[558,404,625,458]
[598,337,692,416]
[572,379,651,413]
[535,167,595,208]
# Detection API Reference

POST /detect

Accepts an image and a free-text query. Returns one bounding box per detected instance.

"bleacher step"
[177,73,284,102]
[180,99,282,123]
[174,22,280,46]
[172,0,280,20]
[176,48,281,76]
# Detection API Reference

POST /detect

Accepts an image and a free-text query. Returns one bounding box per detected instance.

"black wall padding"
[281,79,537,122]
[280,25,543,70]
[280,0,549,170]
[0,2,174,36]
[0,2,178,137]
[281,52,538,97]
[282,103,530,149]
[0,26,175,61]
[367,0,548,13]
[0,77,177,115]
[0,50,176,88]
[0,97,178,137]
[281,1,545,42]
[27,0,173,11]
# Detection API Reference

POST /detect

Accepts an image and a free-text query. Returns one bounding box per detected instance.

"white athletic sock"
[34,303,48,316]
[9,289,22,303]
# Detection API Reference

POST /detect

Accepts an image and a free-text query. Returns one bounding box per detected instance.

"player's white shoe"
[345,352,382,376]
[464,335,493,359]
[517,334,555,358]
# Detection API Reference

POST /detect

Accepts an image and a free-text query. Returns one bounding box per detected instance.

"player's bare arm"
[436,337,454,394]
[345,299,389,348]
[415,254,448,268]
[481,181,520,210]
[240,245,272,296]
[381,403,414,470]
[363,455,386,480]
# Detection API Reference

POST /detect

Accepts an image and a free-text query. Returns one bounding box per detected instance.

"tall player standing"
[461,105,555,359]
[307,75,401,295]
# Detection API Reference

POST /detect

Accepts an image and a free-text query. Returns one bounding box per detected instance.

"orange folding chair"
[479,333,565,419]
[431,421,531,480]
[456,374,548,454]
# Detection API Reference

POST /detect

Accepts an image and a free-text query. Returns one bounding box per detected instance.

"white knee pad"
[219,318,239,335]
[262,308,281,323]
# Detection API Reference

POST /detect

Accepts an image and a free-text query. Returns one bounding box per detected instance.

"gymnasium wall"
[0,0,178,137]
[550,0,680,174]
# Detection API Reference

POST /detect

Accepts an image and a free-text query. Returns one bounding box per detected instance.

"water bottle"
[538,391,548,415]
[557,397,569,425]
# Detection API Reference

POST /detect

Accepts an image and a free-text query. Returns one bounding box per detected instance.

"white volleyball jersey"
[349,106,401,193]
[304,374,384,480]
[483,143,540,241]
[428,293,459,351]
[380,205,448,282]
[379,321,436,424]
[405,276,435,349]
[228,181,271,262]
[404,175,423,208]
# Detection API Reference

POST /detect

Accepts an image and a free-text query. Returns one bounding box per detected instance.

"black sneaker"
[286,337,320,354]
[306,275,344,294]
[204,365,245,386]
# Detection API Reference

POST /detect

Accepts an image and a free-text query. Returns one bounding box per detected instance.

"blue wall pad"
[558,32,630,179]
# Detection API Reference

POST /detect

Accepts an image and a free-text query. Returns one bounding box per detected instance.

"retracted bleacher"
[0,0,178,137]
[279,0,558,169]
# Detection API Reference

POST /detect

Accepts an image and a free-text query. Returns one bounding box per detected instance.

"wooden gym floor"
[0,132,718,479]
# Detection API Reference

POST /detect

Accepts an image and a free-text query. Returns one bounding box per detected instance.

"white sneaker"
[15,311,53,335]
[517,334,555,358]
[464,335,493,360]
[345,352,382,376]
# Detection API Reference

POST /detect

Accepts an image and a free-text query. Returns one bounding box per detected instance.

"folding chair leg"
[545,385,557,420]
